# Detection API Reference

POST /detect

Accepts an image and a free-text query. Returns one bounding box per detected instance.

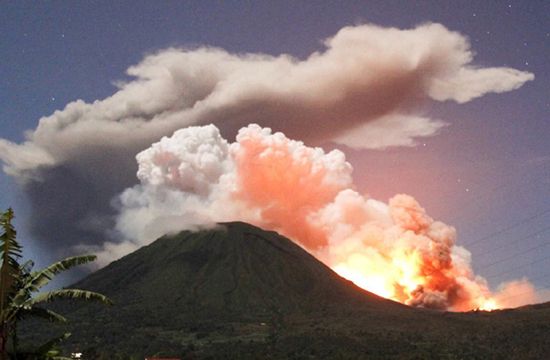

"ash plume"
[0,24,533,274]
[95,124,539,310]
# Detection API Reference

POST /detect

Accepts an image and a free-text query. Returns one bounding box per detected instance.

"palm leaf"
[0,209,20,261]
[30,289,113,306]
[0,209,112,359]
[19,306,67,323]
[11,255,98,307]
[36,332,71,356]
[20,255,97,295]
[0,208,22,315]
[20,260,34,274]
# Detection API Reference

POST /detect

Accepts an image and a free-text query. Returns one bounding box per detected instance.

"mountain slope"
[77,221,402,320]
[20,222,550,359]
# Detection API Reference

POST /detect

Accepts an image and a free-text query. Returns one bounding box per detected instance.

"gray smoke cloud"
[0,23,533,257]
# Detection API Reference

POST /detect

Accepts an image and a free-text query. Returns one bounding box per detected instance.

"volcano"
[22,222,550,359]
[76,221,402,319]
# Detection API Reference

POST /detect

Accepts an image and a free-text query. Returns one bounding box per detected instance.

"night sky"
[1,1,549,298]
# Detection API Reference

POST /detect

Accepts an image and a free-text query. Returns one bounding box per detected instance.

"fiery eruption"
[0,24,536,309]
[105,124,537,311]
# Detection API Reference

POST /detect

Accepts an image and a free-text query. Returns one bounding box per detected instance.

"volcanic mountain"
[22,222,550,359]
[75,221,403,319]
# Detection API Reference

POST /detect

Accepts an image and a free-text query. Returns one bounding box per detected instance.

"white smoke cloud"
[93,124,542,311]
[0,23,533,182]
[0,23,536,295]
[109,125,252,254]
[332,114,447,149]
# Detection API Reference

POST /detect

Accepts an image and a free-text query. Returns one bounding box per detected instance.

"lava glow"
[112,124,537,311]
[335,257,499,312]
[334,265,394,299]
[479,299,498,312]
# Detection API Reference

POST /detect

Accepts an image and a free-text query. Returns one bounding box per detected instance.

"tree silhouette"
[0,208,112,359]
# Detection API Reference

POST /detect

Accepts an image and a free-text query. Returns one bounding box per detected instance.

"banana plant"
[0,209,112,359]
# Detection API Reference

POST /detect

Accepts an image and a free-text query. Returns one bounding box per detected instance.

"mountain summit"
[76,221,401,320]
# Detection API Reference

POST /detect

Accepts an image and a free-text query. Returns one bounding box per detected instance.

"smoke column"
[0,23,533,259]
[96,124,538,311]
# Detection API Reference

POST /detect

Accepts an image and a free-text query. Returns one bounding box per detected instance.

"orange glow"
[125,124,536,312]
[229,125,523,312]
[333,248,502,311]
[478,299,498,311]
[335,265,394,299]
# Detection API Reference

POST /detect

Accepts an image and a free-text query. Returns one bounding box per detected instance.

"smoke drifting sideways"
[93,124,538,311]
[0,24,534,278]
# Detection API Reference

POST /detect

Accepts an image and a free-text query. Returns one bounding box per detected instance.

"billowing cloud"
[332,114,447,149]
[492,279,538,309]
[95,124,542,311]
[0,23,533,259]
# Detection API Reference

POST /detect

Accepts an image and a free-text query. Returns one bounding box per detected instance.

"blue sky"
[1,1,549,295]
